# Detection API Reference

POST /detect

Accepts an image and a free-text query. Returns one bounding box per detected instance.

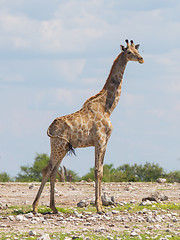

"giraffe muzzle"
[138,58,144,64]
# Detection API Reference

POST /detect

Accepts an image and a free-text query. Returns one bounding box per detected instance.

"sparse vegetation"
[0,153,180,183]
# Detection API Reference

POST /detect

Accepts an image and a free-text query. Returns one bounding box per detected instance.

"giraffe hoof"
[51,207,58,214]
[32,208,38,214]
[52,210,58,214]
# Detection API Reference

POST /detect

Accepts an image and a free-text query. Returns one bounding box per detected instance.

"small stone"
[77,200,89,208]
[130,231,139,237]
[37,234,51,240]
[154,215,162,222]
[140,200,152,206]
[8,216,15,221]
[29,230,36,236]
[147,226,153,230]
[29,184,34,189]
[107,236,113,240]
[16,215,27,221]
[25,212,34,218]
[109,223,115,227]
[172,217,177,222]
[95,227,106,233]
[112,210,119,214]
[0,202,8,210]
[157,178,167,183]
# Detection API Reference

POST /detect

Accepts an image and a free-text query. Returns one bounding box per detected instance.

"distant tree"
[16,153,80,182]
[82,162,166,182]
[16,153,49,182]
[0,172,11,182]
[166,171,180,183]
[115,164,138,182]
[81,166,95,181]
[134,162,164,182]
[102,164,116,182]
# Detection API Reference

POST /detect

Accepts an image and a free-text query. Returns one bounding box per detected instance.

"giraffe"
[33,39,144,214]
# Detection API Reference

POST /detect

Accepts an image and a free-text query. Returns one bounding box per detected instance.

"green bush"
[0,172,11,182]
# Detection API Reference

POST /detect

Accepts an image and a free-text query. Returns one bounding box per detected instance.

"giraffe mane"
[83,89,106,106]
[83,52,122,107]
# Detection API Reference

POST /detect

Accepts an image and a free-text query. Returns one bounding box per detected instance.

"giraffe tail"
[47,128,76,156]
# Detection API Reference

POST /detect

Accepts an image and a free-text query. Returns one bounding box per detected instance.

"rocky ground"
[0,181,180,239]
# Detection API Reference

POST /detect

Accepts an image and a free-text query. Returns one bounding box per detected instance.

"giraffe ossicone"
[33,39,144,214]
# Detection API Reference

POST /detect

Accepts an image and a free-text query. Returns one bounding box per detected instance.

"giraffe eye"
[127,51,131,54]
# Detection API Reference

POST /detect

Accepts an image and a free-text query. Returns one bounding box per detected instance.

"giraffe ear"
[120,45,125,51]
[135,44,140,50]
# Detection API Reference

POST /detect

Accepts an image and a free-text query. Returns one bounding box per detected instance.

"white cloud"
[54,59,85,81]
[0,1,109,53]
[3,74,24,83]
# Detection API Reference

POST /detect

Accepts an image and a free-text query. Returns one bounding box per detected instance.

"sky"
[0,0,180,178]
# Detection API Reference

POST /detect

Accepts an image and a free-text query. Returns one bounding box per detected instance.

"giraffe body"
[33,40,144,214]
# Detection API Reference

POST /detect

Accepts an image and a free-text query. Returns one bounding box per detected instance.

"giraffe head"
[120,39,144,64]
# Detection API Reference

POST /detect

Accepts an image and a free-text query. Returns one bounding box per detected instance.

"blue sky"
[0,0,180,177]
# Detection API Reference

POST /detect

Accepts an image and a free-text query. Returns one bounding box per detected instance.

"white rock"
[157,178,167,183]
[154,215,162,222]
[130,231,139,236]
[37,234,51,240]
[25,212,34,218]
[95,227,106,233]
[0,202,8,210]
[107,236,113,240]
[8,216,15,221]
[16,215,27,221]
[112,210,119,214]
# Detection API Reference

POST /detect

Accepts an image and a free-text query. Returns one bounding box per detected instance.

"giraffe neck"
[102,52,127,115]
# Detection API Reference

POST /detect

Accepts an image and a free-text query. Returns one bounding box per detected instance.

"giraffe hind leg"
[32,161,52,213]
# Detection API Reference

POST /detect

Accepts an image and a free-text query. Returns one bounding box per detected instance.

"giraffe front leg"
[95,168,104,213]
[50,167,58,214]
[95,146,106,214]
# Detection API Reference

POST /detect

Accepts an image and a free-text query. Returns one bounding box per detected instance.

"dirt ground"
[0,181,180,239]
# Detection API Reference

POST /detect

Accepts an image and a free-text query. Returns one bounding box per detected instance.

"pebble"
[29,230,36,236]
[37,234,51,240]
[95,227,106,233]
[16,215,28,221]
[8,215,15,221]
[130,231,139,236]
[157,178,167,183]
[29,183,35,189]
[107,236,113,240]
[77,200,89,208]
[0,202,8,210]
[25,212,34,218]
[111,210,119,214]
